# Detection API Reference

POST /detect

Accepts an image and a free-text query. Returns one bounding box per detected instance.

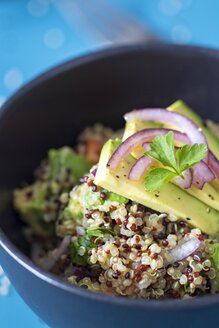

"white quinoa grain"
[168,214,178,222]
[138,278,151,289]
[194,276,203,285]
[78,246,86,256]
[142,255,151,265]
[191,228,202,235]
[123,279,132,287]
[180,274,188,285]
[149,243,161,254]
[202,259,211,269]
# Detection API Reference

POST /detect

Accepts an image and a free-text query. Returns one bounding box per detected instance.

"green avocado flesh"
[14,183,54,236]
[123,99,219,160]
[121,100,219,210]
[168,100,219,160]
[94,139,219,235]
[14,147,92,236]
[48,147,92,183]
[122,120,161,141]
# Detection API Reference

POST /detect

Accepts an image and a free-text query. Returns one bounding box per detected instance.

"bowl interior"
[0,44,219,257]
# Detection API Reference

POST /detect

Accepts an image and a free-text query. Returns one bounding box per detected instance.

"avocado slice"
[106,192,129,204]
[14,183,54,236]
[168,100,219,194]
[183,183,219,211]
[168,100,219,159]
[61,186,84,221]
[122,120,161,141]
[94,139,219,235]
[48,147,92,183]
[123,100,219,160]
[121,101,219,210]
[122,121,161,158]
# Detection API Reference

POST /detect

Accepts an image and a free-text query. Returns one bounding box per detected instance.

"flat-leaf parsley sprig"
[144,131,207,192]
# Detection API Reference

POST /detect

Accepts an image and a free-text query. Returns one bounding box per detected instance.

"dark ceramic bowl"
[1,44,219,328]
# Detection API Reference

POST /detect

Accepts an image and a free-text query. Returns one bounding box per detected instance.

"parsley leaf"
[86,226,115,238]
[145,131,179,173]
[144,168,176,192]
[144,132,207,192]
[176,144,208,172]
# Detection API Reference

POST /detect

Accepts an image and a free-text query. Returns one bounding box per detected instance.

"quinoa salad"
[14,100,219,300]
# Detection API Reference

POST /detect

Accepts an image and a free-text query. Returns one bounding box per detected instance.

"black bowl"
[1,44,219,328]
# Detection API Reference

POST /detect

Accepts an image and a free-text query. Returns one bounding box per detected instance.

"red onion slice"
[128,155,154,180]
[107,128,190,170]
[142,142,151,151]
[209,152,219,179]
[174,169,193,189]
[144,143,212,189]
[91,167,97,177]
[130,143,192,186]
[167,237,203,263]
[40,235,72,271]
[124,108,208,161]
[192,161,215,189]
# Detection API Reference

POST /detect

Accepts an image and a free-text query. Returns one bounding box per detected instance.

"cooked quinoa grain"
[14,123,219,300]
[44,168,217,299]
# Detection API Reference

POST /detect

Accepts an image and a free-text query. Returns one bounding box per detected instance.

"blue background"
[0,0,219,327]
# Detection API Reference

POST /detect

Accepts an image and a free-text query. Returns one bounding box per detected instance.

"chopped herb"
[86,226,115,238]
[69,236,92,266]
[144,168,176,192]
[144,132,207,192]
[69,227,115,265]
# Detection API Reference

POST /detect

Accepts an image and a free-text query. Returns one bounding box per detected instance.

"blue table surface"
[1,1,219,327]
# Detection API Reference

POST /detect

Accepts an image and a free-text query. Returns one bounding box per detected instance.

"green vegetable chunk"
[48,147,92,183]
[14,183,54,236]
[106,192,129,204]
[69,227,114,265]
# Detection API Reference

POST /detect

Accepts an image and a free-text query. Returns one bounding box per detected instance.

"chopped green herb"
[176,143,208,172]
[86,226,115,238]
[144,168,176,192]
[144,132,207,192]
[146,131,178,173]
[69,227,114,265]
[69,236,92,266]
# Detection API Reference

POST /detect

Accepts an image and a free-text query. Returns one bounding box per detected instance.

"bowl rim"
[1,43,219,310]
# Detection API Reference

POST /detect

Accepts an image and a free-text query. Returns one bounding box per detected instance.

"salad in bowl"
[14,100,219,300]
